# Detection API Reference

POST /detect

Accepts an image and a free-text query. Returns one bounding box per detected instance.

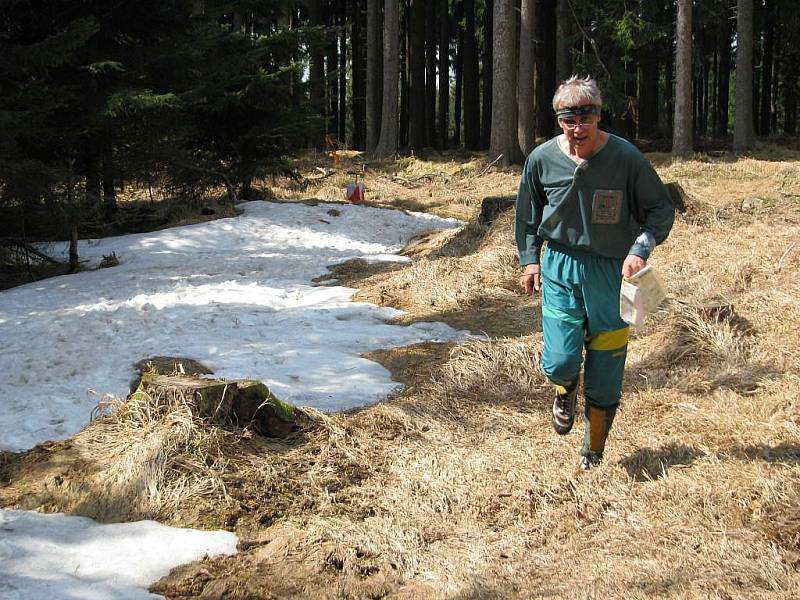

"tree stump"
[137,373,235,421]
[134,373,301,438]
[234,381,300,438]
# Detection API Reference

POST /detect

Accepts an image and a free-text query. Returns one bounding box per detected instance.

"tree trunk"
[699,58,710,137]
[463,0,480,148]
[715,10,732,136]
[400,2,409,148]
[309,0,326,146]
[784,6,799,137]
[489,0,523,165]
[438,0,450,149]
[785,83,797,135]
[770,21,779,134]
[373,0,400,158]
[673,0,692,157]
[338,0,347,144]
[425,0,437,146]
[69,225,79,273]
[480,0,493,148]
[535,0,556,137]
[518,0,536,155]
[752,0,761,135]
[624,59,636,139]
[759,0,774,136]
[454,0,463,147]
[734,0,755,151]
[85,139,102,211]
[279,8,298,113]
[366,0,382,153]
[656,0,674,136]
[408,0,427,151]
[638,52,659,139]
[102,139,117,222]
[290,8,301,111]
[67,165,79,273]
[663,45,674,138]
[555,0,570,83]
[636,0,661,139]
[354,0,368,149]
[692,72,699,138]
[326,1,339,137]
[711,46,719,136]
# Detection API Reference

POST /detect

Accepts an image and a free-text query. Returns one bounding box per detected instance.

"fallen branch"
[778,241,797,271]
[472,154,504,179]
[391,175,422,188]
[310,167,336,181]
[412,173,436,182]
[1,239,62,265]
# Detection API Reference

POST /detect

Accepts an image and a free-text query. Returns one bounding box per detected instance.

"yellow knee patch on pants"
[587,326,629,351]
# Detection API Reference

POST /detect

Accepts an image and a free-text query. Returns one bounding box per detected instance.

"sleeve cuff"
[519,249,541,266]
[628,231,656,260]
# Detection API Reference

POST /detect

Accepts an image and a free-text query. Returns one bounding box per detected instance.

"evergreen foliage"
[1,0,798,253]
[0,0,312,244]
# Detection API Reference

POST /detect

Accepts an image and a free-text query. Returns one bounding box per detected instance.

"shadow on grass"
[619,442,705,482]
[729,442,800,464]
[404,302,539,339]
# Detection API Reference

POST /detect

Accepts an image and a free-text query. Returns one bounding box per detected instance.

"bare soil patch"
[2,147,800,598]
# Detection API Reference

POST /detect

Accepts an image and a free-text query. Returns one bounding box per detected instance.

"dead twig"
[1,239,62,265]
[778,241,797,271]
[391,175,422,189]
[311,167,336,181]
[471,154,504,180]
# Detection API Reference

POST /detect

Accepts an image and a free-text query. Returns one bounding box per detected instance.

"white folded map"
[620,264,667,327]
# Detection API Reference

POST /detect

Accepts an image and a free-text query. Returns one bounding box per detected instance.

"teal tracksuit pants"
[540,242,630,408]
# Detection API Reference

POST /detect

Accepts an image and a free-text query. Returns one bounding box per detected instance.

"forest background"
[1,0,797,264]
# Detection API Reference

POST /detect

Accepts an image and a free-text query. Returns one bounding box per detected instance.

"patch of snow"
[0,509,237,600]
[0,200,463,452]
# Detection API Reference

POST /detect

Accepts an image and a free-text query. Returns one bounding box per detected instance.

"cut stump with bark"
[235,380,301,438]
[135,373,302,438]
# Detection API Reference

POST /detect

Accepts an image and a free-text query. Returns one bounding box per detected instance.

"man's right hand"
[520,264,541,295]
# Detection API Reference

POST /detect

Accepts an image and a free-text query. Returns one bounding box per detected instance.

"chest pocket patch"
[592,189,623,224]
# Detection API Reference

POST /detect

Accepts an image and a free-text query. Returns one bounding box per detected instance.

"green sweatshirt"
[515,134,675,266]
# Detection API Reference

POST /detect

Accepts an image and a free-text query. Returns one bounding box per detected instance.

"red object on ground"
[346,183,365,203]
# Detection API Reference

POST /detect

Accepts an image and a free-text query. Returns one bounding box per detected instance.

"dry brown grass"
[0,389,237,523]
[2,145,800,599]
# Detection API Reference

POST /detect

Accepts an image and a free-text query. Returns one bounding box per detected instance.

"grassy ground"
[1,144,799,599]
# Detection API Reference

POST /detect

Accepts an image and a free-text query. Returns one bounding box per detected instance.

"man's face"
[558,106,601,153]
